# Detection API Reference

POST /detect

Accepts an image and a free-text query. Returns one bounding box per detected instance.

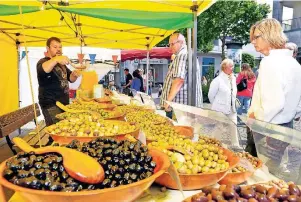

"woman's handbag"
[237,78,247,92]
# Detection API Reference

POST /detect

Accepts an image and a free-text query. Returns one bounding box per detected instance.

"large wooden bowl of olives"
[218,152,263,185]
[47,120,140,144]
[0,138,170,202]
[155,147,240,190]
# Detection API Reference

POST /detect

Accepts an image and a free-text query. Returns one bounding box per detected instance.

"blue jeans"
[237,96,251,115]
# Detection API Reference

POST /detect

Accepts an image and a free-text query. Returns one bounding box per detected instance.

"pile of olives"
[230,152,261,173]
[199,135,222,147]
[116,105,152,115]
[126,111,167,126]
[45,119,138,137]
[56,110,119,120]
[3,138,156,192]
[186,183,301,202]
[150,139,229,174]
[67,102,111,111]
[143,124,187,142]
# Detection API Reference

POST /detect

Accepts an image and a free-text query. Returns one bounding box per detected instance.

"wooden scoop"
[13,137,105,184]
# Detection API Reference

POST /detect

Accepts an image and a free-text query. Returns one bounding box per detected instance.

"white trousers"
[226,112,240,147]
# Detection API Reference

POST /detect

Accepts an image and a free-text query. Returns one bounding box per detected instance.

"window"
[202,57,215,76]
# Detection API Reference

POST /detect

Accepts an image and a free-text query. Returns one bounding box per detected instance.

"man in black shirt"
[122,68,133,95]
[37,37,80,126]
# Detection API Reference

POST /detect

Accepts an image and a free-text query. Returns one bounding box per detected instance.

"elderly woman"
[248,18,301,127]
[208,59,240,147]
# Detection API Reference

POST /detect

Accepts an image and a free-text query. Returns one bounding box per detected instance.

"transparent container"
[239,116,301,183]
[166,101,240,150]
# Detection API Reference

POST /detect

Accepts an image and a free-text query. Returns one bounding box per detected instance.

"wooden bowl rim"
[0,149,169,197]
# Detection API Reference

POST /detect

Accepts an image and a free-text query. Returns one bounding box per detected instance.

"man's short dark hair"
[124,68,129,72]
[47,37,61,47]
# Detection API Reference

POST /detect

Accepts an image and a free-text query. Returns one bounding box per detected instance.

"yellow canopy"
[0,0,214,49]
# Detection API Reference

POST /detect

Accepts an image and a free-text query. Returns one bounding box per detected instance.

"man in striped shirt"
[160,33,188,119]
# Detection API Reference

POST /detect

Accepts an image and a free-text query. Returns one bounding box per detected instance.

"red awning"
[121,47,172,62]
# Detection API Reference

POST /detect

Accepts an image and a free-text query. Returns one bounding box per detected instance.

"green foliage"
[242,53,255,68]
[198,0,270,58]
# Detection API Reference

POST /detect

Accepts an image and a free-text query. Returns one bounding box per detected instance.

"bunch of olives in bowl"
[0,138,170,202]
[125,111,168,126]
[46,120,140,144]
[116,105,154,114]
[199,135,222,147]
[56,110,124,121]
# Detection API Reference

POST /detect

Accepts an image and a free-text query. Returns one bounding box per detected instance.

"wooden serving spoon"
[13,137,105,184]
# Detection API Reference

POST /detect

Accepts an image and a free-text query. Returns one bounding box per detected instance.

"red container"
[69,89,76,98]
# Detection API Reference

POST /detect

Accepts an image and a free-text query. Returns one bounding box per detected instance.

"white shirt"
[248,49,301,124]
[208,71,237,114]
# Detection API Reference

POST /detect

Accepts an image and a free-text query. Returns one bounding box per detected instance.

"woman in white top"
[208,59,240,147]
[248,18,301,128]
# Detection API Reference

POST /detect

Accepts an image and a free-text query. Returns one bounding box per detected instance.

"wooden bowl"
[154,148,240,190]
[146,126,194,145]
[218,159,263,185]
[0,149,170,202]
[50,120,139,144]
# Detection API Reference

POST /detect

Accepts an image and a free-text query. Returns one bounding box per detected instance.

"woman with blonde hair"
[248,18,301,127]
[236,63,256,115]
[208,58,240,147]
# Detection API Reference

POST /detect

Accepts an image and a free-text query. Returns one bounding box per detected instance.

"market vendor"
[37,37,80,127]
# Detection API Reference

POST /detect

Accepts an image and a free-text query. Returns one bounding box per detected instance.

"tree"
[242,53,255,68]
[198,0,270,59]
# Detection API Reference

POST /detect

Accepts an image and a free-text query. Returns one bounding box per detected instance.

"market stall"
[2,92,300,202]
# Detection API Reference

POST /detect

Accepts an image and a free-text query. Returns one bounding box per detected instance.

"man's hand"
[164,103,172,112]
[53,56,70,66]
[71,70,81,78]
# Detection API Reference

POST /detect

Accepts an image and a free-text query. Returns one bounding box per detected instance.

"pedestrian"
[131,70,142,92]
[122,68,133,96]
[236,63,256,115]
[208,58,240,148]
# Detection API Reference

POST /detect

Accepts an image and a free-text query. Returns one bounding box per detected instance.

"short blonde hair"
[250,18,287,49]
[221,59,234,71]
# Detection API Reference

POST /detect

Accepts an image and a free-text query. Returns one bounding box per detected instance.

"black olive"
[29,155,37,162]
[139,172,147,180]
[118,167,125,175]
[124,172,130,180]
[145,155,152,163]
[82,147,88,152]
[76,185,83,191]
[59,164,65,173]
[96,148,103,154]
[127,180,133,184]
[36,156,44,162]
[107,164,113,170]
[119,160,125,166]
[131,153,137,161]
[129,143,135,150]
[49,182,64,191]
[3,169,14,180]
[100,159,107,166]
[142,146,148,153]
[129,163,136,171]
[9,176,20,185]
[42,163,50,169]
[62,186,75,192]
[125,159,131,164]
[150,161,156,168]
[55,156,63,163]
[18,157,29,164]
[34,169,46,180]
[144,164,149,171]
[130,173,138,180]
[103,143,111,149]
[105,156,112,163]
[87,185,95,190]
[111,144,118,149]
[110,180,117,188]
[138,156,145,163]
[17,152,28,159]
[82,142,89,147]
[105,170,110,176]
[124,165,129,171]
[17,170,29,178]
[118,180,124,186]
[61,171,69,180]
[9,160,22,172]
[123,151,131,157]
[110,166,119,175]
[30,178,43,190]
[97,153,103,159]
[136,164,143,173]
[52,163,59,170]
[18,177,32,188]
[34,162,43,169]
[113,157,119,164]
[114,174,122,180]
[102,179,111,187]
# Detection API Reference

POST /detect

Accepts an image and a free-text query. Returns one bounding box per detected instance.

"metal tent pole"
[191,2,198,106]
[187,28,192,106]
[146,49,150,95]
